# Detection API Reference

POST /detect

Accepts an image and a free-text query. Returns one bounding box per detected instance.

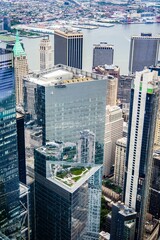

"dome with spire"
[13,30,26,57]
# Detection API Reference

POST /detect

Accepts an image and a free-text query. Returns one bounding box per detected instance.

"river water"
[12,23,160,74]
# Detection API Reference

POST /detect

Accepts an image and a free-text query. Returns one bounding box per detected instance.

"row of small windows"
[129,176,134,206]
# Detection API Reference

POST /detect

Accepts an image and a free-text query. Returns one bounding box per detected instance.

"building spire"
[13,30,26,57]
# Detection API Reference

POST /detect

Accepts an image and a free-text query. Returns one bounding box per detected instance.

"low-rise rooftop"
[0,35,15,42]
[114,201,136,217]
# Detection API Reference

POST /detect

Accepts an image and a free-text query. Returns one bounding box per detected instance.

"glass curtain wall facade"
[34,145,102,240]
[123,70,159,239]
[0,49,21,238]
[42,80,106,164]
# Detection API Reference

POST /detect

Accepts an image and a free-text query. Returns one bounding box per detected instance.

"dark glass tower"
[149,152,160,219]
[24,65,107,165]
[92,43,114,68]
[110,202,136,240]
[0,49,21,238]
[123,69,160,239]
[3,17,11,31]
[54,30,83,69]
[16,113,26,184]
[34,142,102,240]
[129,34,160,74]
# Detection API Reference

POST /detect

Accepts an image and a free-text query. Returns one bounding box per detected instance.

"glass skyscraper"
[0,49,21,238]
[25,65,108,240]
[24,65,108,165]
[34,141,102,240]
[123,69,160,239]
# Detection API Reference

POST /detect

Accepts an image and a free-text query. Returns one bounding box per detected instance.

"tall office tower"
[106,76,118,106]
[0,49,21,238]
[110,202,136,240]
[103,106,123,176]
[149,151,160,219]
[16,112,26,184]
[154,110,160,146]
[3,16,11,31]
[123,69,160,239]
[40,36,53,71]
[92,67,118,106]
[13,31,28,106]
[117,75,133,105]
[114,137,127,188]
[129,33,160,74]
[34,142,102,240]
[77,130,95,164]
[54,30,83,69]
[92,43,114,68]
[24,64,107,164]
[150,65,160,146]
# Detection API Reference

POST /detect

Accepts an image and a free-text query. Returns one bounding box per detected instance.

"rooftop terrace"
[46,161,102,193]
[37,141,76,162]
[24,64,108,87]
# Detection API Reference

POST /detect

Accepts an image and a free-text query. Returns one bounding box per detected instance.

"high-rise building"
[16,112,26,184]
[154,110,160,146]
[110,202,136,240]
[106,76,118,106]
[93,66,118,106]
[0,49,21,238]
[114,137,127,188]
[3,16,11,31]
[40,36,53,71]
[149,150,160,219]
[92,43,114,68]
[123,69,160,239]
[54,29,83,69]
[117,75,133,105]
[34,141,102,240]
[150,65,160,146]
[24,64,108,164]
[103,105,123,176]
[13,31,28,106]
[129,33,160,74]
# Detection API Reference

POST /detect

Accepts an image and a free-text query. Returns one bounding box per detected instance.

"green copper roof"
[13,31,26,57]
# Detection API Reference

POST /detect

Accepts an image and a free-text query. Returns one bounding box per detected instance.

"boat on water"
[96,23,115,27]
[105,24,115,28]
[83,21,115,28]
[72,25,99,30]
[145,20,154,24]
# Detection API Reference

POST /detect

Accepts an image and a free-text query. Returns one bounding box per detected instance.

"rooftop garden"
[52,165,91,187]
